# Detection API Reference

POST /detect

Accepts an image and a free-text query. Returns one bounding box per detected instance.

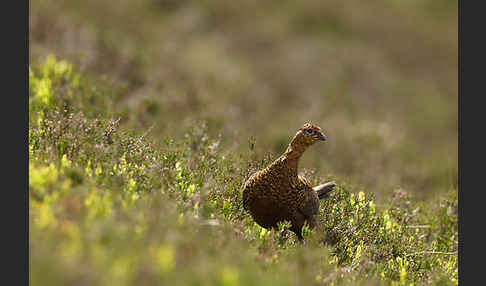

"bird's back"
[242,157,319,230]
[243,159,289,228]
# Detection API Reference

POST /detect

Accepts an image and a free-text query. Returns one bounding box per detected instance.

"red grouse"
[242,122,335,239]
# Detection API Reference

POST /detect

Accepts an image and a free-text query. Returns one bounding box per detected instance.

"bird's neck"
[282,143,307,175]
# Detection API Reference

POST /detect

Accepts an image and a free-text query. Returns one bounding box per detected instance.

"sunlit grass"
[30,0,457,201]
[29,56,457,285]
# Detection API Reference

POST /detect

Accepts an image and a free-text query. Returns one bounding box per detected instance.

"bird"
[242,122,336,240]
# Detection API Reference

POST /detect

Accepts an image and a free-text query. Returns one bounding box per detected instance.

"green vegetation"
[30,56,457,285]
[30,0,457,201]
[30,1,457,284]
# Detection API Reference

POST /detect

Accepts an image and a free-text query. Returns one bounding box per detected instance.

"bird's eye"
[305,128,314,135]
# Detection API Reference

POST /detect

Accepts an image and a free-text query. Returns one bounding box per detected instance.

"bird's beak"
[317,132,326,141]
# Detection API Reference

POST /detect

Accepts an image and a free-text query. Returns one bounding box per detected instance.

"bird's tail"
[313,182,336,200]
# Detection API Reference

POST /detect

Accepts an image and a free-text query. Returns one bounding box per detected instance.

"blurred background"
[30,0,457,201]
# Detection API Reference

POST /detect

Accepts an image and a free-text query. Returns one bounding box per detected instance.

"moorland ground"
[29,1,458,285]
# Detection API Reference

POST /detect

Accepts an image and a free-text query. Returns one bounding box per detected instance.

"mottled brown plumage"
[242,122,335,239]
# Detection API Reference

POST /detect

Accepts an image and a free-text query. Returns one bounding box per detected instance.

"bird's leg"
[296,233,305,243]
[291,225,305,242]
[278,229,289,244]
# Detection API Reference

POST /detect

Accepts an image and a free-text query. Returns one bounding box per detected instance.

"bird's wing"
[298,176,320,217]
[298,190,319,218]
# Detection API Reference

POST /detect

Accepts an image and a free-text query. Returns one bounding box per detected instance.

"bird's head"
[289,122,327,152]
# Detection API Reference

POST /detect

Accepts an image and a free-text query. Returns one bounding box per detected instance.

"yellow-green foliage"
[31,0,457,202]
[29,57,457,286]
[29,55,77,124]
